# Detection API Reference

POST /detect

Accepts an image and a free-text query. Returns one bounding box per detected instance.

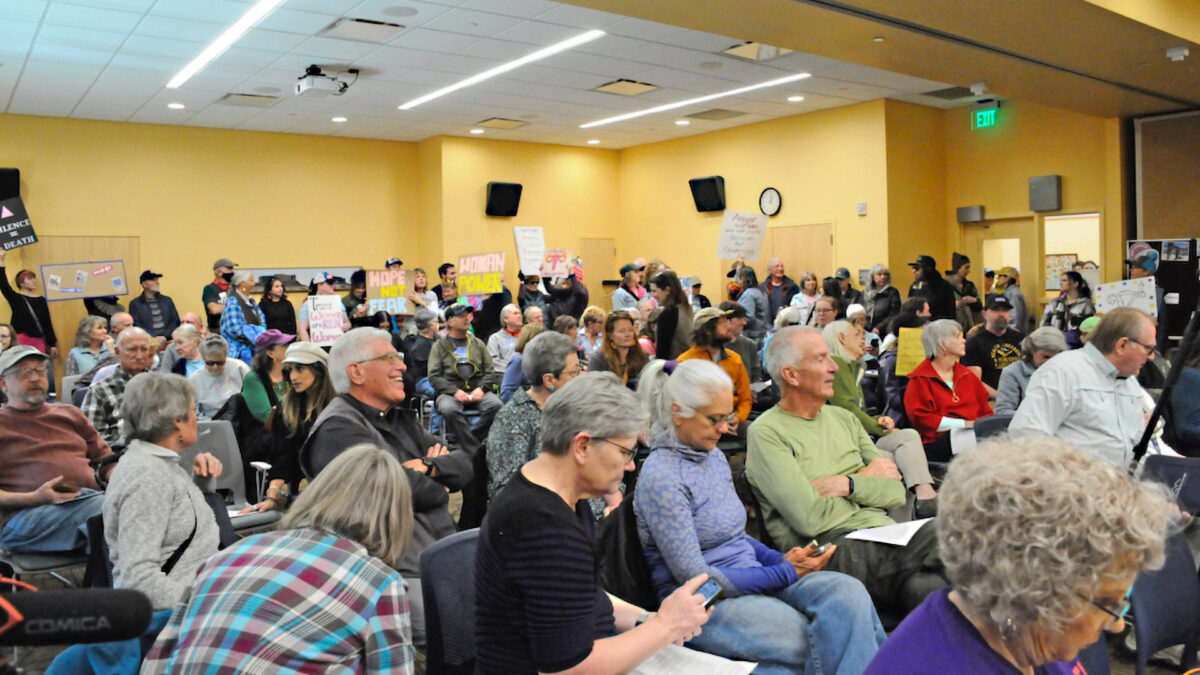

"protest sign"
[308,295,345,346]
[0,197,37,251]
[1095,277,1158,318]
[716,210,767,261]
[458,251,505,296]
[41,260,128,301]
[895,327,926,376]
[365,269,412,315]
[541,248,572,278]
[513,227,545,277]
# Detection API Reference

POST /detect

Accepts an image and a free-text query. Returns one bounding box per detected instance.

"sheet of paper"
[630,644,756,675]
[844,518,934,546]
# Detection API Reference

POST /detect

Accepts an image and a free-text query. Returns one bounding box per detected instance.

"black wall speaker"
[688,175,726,212]
[956,205,985,223]
[485,182,522,217]
[0,169,18,201]
[1029,175,1062,212]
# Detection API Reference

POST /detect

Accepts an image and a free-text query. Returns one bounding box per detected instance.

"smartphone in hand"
[697,578,723,608]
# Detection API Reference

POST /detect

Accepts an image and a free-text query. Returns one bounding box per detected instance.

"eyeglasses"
[1125,337,1155,356]
[1079,587,1133,627]
[814,307,836,314]
[704,413,739,429]
[356,351,404,366]
[204,360,226,367]
[596,438,637,462]
[4,365,48,380]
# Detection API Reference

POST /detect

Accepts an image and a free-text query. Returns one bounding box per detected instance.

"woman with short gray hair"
[635,359,885,672]
[905,319,992,461]
[476,373,713,675]
[189,335,249,418]
[994,326,1068,416]
[865,436,1171,674]
[219,270,264,363]
[486,331,581,501]
[167,323,204,377]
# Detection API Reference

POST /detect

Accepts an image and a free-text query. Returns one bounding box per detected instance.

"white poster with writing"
[716,210,767,261]
[1094,276,1158,318]
[308,295,345,346]
[513,227,545,277]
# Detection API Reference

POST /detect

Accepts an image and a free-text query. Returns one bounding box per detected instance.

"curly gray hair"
[939,435,1170,635]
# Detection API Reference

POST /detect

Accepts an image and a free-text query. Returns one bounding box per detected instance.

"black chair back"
[1076,636,1110,675]
[420,529,480,675]
[82,513,114,588]
[1130,531,1200,674]
[972,414,1013,439]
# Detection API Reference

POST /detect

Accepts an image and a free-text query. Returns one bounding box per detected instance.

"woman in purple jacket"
[634,359,885,674]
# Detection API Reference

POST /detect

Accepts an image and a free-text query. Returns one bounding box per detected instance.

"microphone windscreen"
[0,588,153,646]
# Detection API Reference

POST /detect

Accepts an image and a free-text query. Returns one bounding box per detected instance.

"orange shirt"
[677,345,752,422]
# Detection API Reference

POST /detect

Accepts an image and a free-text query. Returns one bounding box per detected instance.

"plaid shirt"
[142,527,413,675]
[219,293,265,363]
[81,368,133,446]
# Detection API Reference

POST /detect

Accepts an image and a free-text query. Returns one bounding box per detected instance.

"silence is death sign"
[0,197,37,251]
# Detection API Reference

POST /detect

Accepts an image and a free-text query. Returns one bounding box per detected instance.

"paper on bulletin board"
[457,252,505,296]
[895,327,926,376]
[1094,277,1158,318]
[307,295,345,346]
[513,227,545,277]
[716,210,767,262]
[1043,254,1077,292]
[40,260,129,302]
[365,269,412,316]
[541,248,572,278]
[0,197,37,251]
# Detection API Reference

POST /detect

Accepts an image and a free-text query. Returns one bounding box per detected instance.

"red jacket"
[904,359,993,444]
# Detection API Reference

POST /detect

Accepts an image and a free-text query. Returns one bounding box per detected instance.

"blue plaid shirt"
[219,293,265,362]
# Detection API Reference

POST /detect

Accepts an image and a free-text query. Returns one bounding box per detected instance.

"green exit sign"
[973,105,999,129]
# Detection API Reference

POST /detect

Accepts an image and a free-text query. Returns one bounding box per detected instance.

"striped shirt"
[142,527,413,675]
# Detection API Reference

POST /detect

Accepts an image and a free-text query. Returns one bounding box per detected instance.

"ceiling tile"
[256,8,343,35]
[61,0,154,11]
[532,3,627,29]
[353,44,442,69]
[460,0,560,20]
[655,29,739,53]
[27,42,114,66]
[348,0,454,28]
[7,59,102,116]
[43,2,141,32]
[291,35,382,61]
[423,8,526,38]
[234,28,310,52]
[0,0,47,22]
[492,19,585,46]
[286,0,363,14]
[391,27,481,53]
[134,15,227,42]
[149,0,254,24]
[35,24,127,51]
[122,35,207,60]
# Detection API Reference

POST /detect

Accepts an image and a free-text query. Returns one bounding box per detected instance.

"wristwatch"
[421,457,435,475]
[846,476,855,496]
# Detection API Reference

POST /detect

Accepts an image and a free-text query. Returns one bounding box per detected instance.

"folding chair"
[1130,532,1200,674]
[177,420,280,534]
[420,529,480,675]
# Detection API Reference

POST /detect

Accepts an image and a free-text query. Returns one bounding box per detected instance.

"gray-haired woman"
[904,319,992,461]
[994,326,1068,416]
[189,335,249,419]
[219,270,264,363]
[865,436,1171,674]
[475,372,710,675]
[105,373,223,611]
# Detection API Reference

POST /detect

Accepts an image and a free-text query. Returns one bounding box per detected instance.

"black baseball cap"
[445,303,474,318]
[139,270,163,283]
[987,295,1013,310]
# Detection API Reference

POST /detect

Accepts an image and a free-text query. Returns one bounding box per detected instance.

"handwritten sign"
[896,327,927,377]
[1095,276,1158,318]
[541,248,573,278]
[308,295,345,346]
[716,210,767,261]
[0,197,37,251]
[513,227,545,277]
[364,269,411,315]
[458,252,505,296]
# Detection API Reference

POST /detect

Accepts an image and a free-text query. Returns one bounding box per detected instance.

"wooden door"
[580,237,616,312]
[961,217,1039,332]
[17,236,140,394]
[769,223,834,281]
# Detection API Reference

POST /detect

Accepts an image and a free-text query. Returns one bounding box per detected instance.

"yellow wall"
[616,100,890,294]
[884,99,948,274]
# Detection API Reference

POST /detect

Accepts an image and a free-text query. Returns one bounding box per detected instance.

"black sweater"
[0,266,57,347]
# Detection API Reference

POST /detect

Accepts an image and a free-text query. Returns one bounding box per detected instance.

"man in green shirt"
[747,326,946,613]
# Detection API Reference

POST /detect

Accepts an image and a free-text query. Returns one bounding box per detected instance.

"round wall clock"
[759,187,782,216]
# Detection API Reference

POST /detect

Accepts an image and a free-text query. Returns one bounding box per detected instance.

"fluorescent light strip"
[167,0,287,89]
[399,29,605,110]
[580,73,811,128]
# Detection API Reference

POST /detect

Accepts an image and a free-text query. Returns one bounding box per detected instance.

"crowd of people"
[0,244,1192,674]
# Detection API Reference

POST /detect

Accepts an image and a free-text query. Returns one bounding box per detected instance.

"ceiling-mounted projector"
[295,65,350,97]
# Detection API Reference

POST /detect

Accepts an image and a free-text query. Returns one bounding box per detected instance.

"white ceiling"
[0,0,962,148]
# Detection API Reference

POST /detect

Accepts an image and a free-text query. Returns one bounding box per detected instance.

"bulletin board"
[1126,239,1199,342]
[40,260,129,302]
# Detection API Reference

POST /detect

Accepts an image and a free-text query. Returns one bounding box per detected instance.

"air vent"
[721,41,793,62]
[476,117,528,129]
[921,86,976,100]
[594,79,658,96]
[216,93,279,107]
[687,108,747,121]
[318,18,405,43]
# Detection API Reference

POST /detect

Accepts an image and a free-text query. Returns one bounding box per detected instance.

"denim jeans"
[688,571,885,675]
[0,489,103,553]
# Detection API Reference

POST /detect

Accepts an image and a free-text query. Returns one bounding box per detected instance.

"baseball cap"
[212,258,237,271]
[0,345,49,374]
[619,263,641,276]
[693,307,732,329]
[283,341,328,366]
[1079,316,1100,335]
[445,303,474,319]
[1125,252,1159,274]
[983,268,995,278]
[139,270,163,283]
[908,255,936,269]
[253,329,295,353]
[385,257,403,268]
[835,267,851,280]
[987,295,1013,310]
[691,276,702,287]
[311,272,343,286]
[997,266,1019,279]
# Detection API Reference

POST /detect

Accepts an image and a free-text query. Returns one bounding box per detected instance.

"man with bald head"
[109,311,133,338]
[759,257,800,325]
[1011,307,1155,469]
[747,326,946,613]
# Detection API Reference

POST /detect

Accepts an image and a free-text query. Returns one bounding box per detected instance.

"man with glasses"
[0,346,113,553]
[678,307,752,438]
[429,304,502,452]
[303,327,472,650]
[746,326,947,614]
[82,327,154,445]
[1011,307,1155,470]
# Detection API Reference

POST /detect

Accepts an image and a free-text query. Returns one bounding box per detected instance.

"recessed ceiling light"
[399,29,605,110]
[787,95,804,102]
[587,139,600,144]
[167,103,186,110]
[167,0,287,89]
[332,116,348,123]
[675,120,690,126]
[470,128,485,135]
[873,36,886,43]
[581,73,810,129]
